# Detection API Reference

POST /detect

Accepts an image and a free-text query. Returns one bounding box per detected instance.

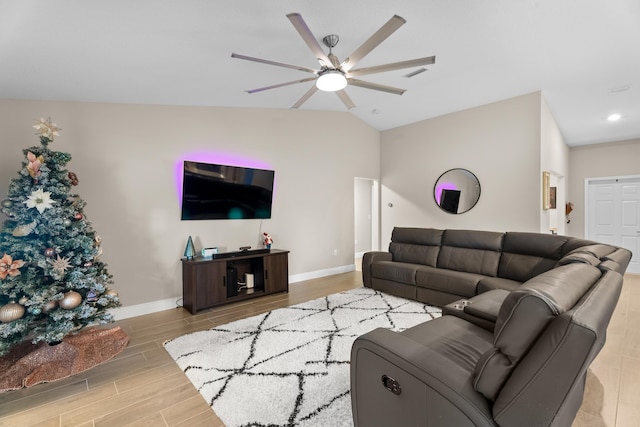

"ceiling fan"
[231,13,436,110]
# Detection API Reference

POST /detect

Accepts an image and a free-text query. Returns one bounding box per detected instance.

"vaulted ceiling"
[1,0,639,146]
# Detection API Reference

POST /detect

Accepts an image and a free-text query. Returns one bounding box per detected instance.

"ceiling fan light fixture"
[316,70,347,92]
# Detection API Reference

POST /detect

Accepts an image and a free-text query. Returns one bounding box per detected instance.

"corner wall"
[540,95,570,235]
[379,92,543,246]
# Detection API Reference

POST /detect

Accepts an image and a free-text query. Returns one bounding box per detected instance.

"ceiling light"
[607,113,622,122]
[609,84,631,94]
[316,70,347,92]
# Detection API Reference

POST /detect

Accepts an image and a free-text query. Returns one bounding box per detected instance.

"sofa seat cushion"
[371,261,419,285]
[401,316,494,373]
[477,276,522,294]
[416,267,486,297]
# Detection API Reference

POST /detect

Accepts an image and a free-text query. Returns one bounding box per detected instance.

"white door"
[587,177,640,274]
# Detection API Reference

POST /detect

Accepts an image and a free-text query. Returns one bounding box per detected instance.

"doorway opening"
[354,178,379,270]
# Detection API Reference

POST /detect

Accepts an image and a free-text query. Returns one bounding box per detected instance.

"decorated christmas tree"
[0,118,121,357]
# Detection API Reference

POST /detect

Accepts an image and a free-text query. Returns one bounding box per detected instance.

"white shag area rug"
[164,287,441,427]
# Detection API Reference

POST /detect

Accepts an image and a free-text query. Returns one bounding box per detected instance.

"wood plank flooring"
[0,271,638,426]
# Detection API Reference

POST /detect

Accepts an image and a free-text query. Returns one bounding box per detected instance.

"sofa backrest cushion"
[473,263,602,401]
[389,227,443,266]
[498,232,568,282]
[437,229,504,276]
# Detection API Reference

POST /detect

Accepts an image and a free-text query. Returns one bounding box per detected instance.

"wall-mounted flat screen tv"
[181,161,274,220]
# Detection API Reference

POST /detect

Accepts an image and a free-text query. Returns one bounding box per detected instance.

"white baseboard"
[111,264,356,320]
[110,297,178,320]
[289,264,355,283]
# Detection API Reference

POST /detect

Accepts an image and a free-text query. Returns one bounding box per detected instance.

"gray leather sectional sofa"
[351,227,632,426]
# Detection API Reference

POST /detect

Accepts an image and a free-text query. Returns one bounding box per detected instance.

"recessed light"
[609,84,631,94]
[607,113,622,122]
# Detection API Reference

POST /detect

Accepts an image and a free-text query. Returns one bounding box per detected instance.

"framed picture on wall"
[550,186,557,209]
[543,171,551,210]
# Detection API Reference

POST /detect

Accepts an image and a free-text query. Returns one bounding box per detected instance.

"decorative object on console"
[201,247,218,258]
[245,273,254,289]
[183,236,196,259]
[263,232,273,249]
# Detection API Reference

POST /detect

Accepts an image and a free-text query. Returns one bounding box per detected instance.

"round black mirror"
[434,168,481,214]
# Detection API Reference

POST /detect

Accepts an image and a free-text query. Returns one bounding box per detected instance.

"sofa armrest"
[362,251,392,288]
[351,327,496,427]
[463,289,510,323]
[603,248,632,273]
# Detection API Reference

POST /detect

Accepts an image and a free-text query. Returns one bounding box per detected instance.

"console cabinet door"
[196,261,227,310]
[264,253,288,293]
[183,261,227,313]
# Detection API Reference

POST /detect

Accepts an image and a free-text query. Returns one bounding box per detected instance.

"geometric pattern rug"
[164,287,441,427]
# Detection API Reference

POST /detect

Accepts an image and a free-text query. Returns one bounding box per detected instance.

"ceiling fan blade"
[348,78,406,95]
[336,90,355,110]
[286,13,332,67]
[348,56,436,77]
[291,85,319,109]
[246,77,317,94]
[341,15,406,72]
[231,53,318,74]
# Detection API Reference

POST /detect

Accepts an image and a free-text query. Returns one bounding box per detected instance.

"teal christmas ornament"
[184,236,196,259]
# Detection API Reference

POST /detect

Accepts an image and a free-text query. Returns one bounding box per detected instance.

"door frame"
[354,177,380,258]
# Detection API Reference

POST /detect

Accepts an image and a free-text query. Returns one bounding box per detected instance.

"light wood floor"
[0,271,638,426]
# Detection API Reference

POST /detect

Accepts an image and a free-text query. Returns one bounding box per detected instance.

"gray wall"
[379,92,545,245]
[2,93,628,313]
[0,100,380,307]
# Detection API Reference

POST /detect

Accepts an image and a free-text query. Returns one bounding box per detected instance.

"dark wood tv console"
[181,249,289,314]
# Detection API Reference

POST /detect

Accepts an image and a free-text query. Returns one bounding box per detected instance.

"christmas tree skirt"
[0,326,128,392]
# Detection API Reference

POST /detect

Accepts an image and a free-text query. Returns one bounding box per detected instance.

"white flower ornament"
[24,189,55,213]
[33,117,61,140]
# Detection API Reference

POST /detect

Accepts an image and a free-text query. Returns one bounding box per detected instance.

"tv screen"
[181,161,274,220]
